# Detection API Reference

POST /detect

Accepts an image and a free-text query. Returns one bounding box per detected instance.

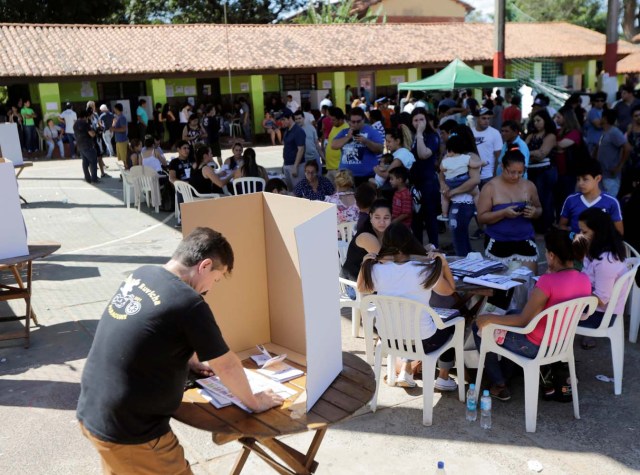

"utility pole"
[604,0,620,76]
[493,0,506,78]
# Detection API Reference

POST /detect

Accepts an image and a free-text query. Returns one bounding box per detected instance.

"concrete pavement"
[0,151,639,474]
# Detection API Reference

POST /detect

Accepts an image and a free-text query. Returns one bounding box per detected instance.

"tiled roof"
[618,51,640,73]
[0,22,635,80]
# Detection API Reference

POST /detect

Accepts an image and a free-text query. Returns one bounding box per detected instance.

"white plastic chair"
[363,295,466,426]
[117,162,135,208]
[231,177,265,195]
[576,259,640,395]
[173,180,221,222]
[623,242,640,343]
[339,277,367,342]
[337,221,357,243]
[130,165,162,213]
[475,296,598,432]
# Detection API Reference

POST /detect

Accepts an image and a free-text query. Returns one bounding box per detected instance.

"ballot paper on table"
[462,274,522,290]
[196,369,297,412]
[250,345,305,383]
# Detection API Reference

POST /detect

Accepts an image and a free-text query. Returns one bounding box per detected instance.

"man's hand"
[188,355,214,377]
[291,167,298,178]
[252,389,285,412]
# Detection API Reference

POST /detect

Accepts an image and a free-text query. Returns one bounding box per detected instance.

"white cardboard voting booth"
[0,159,28,259]
[181,193,342,412]
[0,123,24,165]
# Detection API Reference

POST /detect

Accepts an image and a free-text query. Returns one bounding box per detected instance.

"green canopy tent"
[397,58,518,91]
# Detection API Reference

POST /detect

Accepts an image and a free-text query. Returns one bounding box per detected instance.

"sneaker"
[174,221,182,229]
[437,214,449,222]
[396,371,417,388]
[470,229,485,240]
[434,377,457,391]
[490,385,511,401]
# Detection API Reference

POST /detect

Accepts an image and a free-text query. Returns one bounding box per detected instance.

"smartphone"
[513,204,526,213]
[352,130,360,137]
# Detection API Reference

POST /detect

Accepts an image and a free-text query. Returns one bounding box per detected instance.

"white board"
[110,100,132,123]
[0,161,28,259]
[295,206,342,411]
[0,123,24,165]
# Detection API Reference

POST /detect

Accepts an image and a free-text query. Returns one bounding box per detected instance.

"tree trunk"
[623,0,640,41]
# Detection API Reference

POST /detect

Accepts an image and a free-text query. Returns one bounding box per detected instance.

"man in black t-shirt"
[77,227,283,474]
[169,139,194,183]
[74,108,99,184]
[203,104,222,166]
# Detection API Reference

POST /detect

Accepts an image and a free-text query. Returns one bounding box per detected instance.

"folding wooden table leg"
[230,445,252,475]
[11,264,38,325]
[24,261,33,348]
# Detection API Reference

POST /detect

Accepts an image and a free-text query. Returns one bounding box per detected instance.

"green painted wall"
[263,74,280,92]
[147,79,167,106]
[250,75,265,133]
[165,78,197,98]
[375,69,409,86]
[38,83,62,120]
[333,72,346,110]
[59,81,98,102]
[220,75,252,95]
[28,84,40,104]
[345,72,358,90]
[317,72,333,89]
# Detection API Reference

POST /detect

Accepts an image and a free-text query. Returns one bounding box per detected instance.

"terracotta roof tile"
[0,22,634,80]
[618,51,640,73]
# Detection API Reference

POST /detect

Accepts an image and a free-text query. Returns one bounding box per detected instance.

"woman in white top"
[357,222,458,390]
[373,125,415,184]
[140,136,167,173]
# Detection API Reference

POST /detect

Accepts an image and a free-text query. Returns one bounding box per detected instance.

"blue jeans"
[528,165,558,233]
[473,321,539,386]
[603,177,621,199]
[23,125,37,152]
[46,139,64,159]
[449,201,475,256]
[65,133,76,157]
[79,146,98,183]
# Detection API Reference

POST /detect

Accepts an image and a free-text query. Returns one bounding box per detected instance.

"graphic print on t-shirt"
[107,274,163,320]
[341,133,370,164]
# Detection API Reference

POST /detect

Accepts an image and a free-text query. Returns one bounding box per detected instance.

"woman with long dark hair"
[409,107,441,247]
[357,222,458,390]
[526,109,558,232]
[234,148,268,181]
[553,106,584,220]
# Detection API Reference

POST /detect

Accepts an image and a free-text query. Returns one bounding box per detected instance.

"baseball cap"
[99,104,108,112]
[478,107,493,116]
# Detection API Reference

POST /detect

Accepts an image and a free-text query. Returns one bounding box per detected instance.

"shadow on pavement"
[45,254,170,265]
[0,379,80,410]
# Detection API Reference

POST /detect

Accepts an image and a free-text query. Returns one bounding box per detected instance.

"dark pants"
[23,125,37,152]
[422,325,455,366]
[450,201,475,256]
[138,123,147,140]
[412,182,440,248]
[79,146,98,183]
[528,165,558,233]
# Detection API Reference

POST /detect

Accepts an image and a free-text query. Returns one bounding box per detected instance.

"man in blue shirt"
[331,108,384,186]
[137,99,148,140]
[559,159,623,235]
[596,109,631,198]
[497,120,530,178]
[281,110,306,190]
[585,92,606,154]
[113,103,129,169]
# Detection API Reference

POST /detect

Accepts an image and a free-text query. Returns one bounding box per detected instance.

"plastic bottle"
[435,461,446,474]
[466,383,477,421]
[480,389,492,429]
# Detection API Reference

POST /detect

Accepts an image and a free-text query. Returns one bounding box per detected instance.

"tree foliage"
[506,0,607,33]
[292,0,385,24]
[0,0,120,24]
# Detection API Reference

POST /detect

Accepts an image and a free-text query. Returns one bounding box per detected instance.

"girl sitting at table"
[223,142,244,171]
[574,208,628,349]
[473,228,592,401]
[233,148,268,182]
[357,222,458,390]
[190,145,232,195]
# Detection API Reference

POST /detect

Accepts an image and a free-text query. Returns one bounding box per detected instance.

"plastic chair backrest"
[173,180,196,203]
[129,165,144,178]
[624,242,640,259]
[337,221,357,243]
[534,297,598,360]
[232,177,265,195]
[361,295,447,361]
[597,258,640,329]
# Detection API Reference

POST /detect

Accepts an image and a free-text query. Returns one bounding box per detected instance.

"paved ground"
[1,149,639,474]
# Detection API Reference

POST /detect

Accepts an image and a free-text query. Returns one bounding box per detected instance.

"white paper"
[0,162,28,259]
[80,81,94,98]
[240,83,249,92]
[322,80,332,89]
[184,86,196,96]
[165,85,174,97]
[45,102,58,111]
[390,75,406,85]
[175,86,184,94]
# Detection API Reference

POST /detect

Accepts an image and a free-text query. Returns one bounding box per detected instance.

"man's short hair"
[265,178,288,193]
[355,182,377,210]
[439,119,457,133]
[114,103,123,112]
[349,108,365,119]
[389,166,409,182]
[172,227,234,272]
[576,159,602,179]
[620,84,635,94]
[502,120,520,133]
[602,109,617,125]
[281,110,293,119]
[293,110,304,119]
[139,99,146,105]
[328,107,344,120]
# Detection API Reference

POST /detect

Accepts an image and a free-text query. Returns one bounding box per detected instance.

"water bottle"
[480,389,492,429]
[466,384,477,421]
[435,461,446,474]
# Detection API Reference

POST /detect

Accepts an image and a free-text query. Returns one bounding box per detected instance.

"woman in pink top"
[574,208,628,349]
[474,228,591,401]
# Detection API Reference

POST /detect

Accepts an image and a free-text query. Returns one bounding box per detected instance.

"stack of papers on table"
[250,352,304,383]
[449,258,505,278]
[197,369,297,412]
[462,274,522,290]
[432,307,461,321]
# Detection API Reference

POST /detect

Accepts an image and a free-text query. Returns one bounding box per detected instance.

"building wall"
[165,78,197,98]
[59,81,99,102]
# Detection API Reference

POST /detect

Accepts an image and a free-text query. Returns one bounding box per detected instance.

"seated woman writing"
[190,145,232,195]
[477,149,542,273]
[473,228,592,401]
[574,208,628,349]
[357,222,458,390]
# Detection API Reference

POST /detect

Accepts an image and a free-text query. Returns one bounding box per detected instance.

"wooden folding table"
[174,352,375,475]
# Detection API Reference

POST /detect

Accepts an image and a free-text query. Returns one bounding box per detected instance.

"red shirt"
[502,105,522,123]
[321,116,333,140]
[392,187,412,228]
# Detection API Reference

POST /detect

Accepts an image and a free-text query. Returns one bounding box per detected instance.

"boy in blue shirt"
[559,159,623,235]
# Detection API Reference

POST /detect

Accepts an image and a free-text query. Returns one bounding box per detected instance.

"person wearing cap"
[281,110,306,189]
[59,102,77,158]
[472,107,503,187]
[585,91,606,154]
[98,104,114,158]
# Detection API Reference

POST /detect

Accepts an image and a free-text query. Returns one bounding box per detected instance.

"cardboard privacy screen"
[0,160,28,259]
[0,123,24,165]
[182,193,342,412]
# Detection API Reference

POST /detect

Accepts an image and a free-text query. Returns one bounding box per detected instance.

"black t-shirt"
[202,115,220,142]
[73,119,95,151]
[76,265,229,444]
[169,156,194,182]
[340,221,376,281]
